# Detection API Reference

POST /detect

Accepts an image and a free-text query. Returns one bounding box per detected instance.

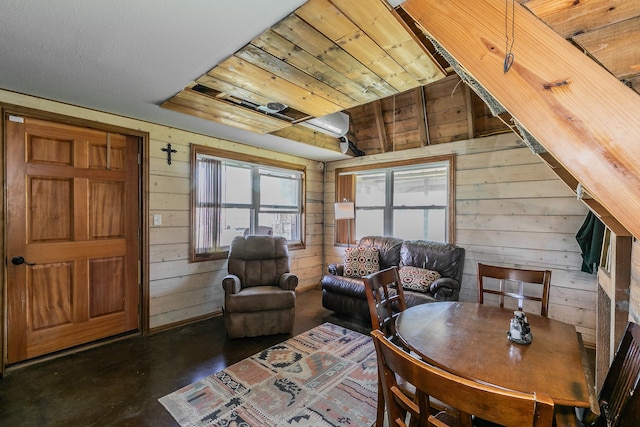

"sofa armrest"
[328,263,344,276]
[222,274,241,295]
[279,273,299,291]
[321,274,367,299]
[429,277,460,300]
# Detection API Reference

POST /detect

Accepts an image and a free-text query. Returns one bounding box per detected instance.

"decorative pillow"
[399,266,441,293]
[343,247,380,278]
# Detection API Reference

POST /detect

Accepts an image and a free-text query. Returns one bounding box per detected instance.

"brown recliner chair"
[222,235,298,338]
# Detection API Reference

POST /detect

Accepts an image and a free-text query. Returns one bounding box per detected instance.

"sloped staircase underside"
[403,0,640,239]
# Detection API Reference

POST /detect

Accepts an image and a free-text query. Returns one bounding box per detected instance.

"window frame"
[334,154,455,245]
[190,145,306,262]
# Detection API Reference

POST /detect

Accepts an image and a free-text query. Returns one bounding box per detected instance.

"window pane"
[192,147,305,260]
[355,209,383,240]
[393,166,448,206]
[260,172,299,208]
[259,213,300,241]
[355,173,385,207]
[220,208,250,247]
[393,209,445,241]
[223,164,251,204]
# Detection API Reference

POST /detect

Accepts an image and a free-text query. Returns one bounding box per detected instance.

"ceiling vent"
[257,102,288,114]
[300,111,349,138]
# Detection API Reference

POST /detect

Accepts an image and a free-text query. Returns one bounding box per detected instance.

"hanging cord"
[504,0,515,73]
[451,78,464,98]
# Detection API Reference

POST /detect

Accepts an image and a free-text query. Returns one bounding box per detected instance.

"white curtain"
[195,157,221,255]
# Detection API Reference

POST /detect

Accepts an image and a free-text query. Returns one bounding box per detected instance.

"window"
[335,155,454,244]
[191,145,305,261]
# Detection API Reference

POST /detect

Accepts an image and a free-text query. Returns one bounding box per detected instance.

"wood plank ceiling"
[161,0,445,139]
[521,0,640,87]
[162,0,640,153]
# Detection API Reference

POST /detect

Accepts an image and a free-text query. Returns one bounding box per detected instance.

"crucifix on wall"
[161,143,177,165]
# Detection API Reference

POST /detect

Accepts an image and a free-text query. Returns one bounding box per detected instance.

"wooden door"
[6,115,140,364]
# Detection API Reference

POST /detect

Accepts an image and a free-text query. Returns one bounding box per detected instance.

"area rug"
[159,322,378,426]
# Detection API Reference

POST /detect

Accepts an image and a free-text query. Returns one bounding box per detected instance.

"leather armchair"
[322,236,465,320]
[222,235,298,338]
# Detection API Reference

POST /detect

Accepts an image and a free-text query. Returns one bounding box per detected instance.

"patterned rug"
[159,323,378,426]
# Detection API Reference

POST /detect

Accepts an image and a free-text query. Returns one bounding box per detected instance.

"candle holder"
[507,310,532,344]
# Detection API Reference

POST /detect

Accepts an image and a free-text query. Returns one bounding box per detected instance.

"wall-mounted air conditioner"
[300,111,349,138]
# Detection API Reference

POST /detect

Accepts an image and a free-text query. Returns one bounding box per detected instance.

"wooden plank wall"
[347,74,514,154]
[324,133,599,344]
[349,75,473,153]
[0,89,325,332]
[3,89,635,344]
[146,135,324,329]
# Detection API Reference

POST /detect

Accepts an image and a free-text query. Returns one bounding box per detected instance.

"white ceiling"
[0,0,403,162]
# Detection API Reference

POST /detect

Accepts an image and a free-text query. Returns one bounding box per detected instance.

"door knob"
[11,256,35,266]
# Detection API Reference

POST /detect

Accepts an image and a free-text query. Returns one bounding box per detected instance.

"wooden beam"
[161,89,290,134]
[270,125,344,152]
[413,87,428,146]
[372,100,390,152]
[402,0,640,240]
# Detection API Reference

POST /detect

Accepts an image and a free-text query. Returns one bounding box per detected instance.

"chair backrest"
[596,322,640,427]
[476,263,552,317]
[227,235,290,287]
[371,329,555,427]
[363,266,406,339]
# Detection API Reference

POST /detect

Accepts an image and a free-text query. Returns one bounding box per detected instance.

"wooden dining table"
[395,301,590,408]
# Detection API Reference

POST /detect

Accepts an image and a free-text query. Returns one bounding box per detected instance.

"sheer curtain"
[195,157,221,255]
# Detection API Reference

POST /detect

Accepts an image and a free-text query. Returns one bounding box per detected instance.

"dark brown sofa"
[321,236,465,320]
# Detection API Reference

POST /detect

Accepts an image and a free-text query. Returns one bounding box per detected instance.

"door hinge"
[138,153,141,165]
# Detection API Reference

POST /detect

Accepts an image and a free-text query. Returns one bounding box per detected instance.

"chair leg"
[376,376,385,427]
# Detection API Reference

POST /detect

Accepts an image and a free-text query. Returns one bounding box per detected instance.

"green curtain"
[575,211,605,274]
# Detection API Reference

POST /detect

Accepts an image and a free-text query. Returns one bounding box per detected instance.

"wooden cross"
[161,143,177,165]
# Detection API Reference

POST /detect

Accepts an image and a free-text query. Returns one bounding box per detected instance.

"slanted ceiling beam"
[402,0,640,240]
[372,100,390,152]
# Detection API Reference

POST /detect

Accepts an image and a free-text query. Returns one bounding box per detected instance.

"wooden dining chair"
[476,262,552,317]
[363,266,407,341]
[371,329,556,427]
[363,266,410,426]
[364,267,459,426]
[556,321,639,427]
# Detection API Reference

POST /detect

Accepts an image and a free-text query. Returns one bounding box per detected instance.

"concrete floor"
[0,288,370,427]
[0,289,596,427]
